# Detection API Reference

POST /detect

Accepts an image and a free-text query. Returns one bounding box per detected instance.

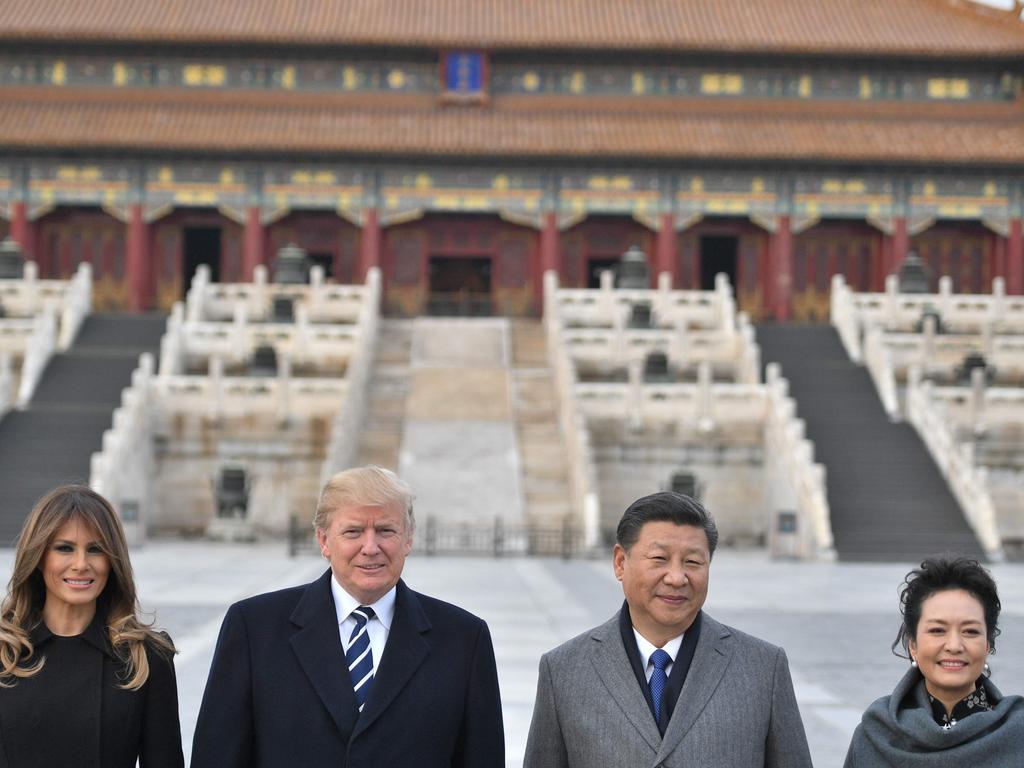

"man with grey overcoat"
[523,491,813,768]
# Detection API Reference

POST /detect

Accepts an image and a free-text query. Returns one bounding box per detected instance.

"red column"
[889,216,909,276]
[1008,218,1023,295]
[10,200,32,259]
[126,203,150,311]
[770,215,793,321]
[242,205,264,281]
[358,207,381,280]
[540,211,561,278]
[655,213,677,287]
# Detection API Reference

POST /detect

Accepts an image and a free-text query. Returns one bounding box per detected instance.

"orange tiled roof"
[0,0,1023,56]
[1,86,1022,165]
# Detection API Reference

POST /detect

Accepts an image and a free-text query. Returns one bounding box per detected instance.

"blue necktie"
[650,648,671,724]
[347,606,376,712]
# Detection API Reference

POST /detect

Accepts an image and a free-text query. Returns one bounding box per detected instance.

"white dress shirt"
[632,628,684,682]
[330,576,397,677]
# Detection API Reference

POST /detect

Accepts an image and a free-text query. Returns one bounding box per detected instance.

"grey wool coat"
[844,668,1024,768]
[523,610,813,768]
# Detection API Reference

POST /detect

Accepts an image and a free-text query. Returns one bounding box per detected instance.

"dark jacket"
[0,616,184,768]
[191,571,504,768]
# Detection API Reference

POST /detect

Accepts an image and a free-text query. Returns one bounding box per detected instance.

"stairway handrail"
[905,368,1004,560]
[764,363,836,559]
[545,270,601,547]
[16,306,57,407]
[830,274,863,363]
[863,325,901,420]
[319,268,382,486]
[90,352,155,546]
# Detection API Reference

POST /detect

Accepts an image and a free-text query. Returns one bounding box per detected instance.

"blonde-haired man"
[193,466,504,768]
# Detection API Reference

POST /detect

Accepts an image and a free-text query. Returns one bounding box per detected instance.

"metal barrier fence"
[288,515,588,559]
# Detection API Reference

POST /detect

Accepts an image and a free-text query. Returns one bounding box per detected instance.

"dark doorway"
[587,258,619,288]
[308,252,333,279]
[428,256,492,315]
[183,227,221,292]
[699,236,738,290]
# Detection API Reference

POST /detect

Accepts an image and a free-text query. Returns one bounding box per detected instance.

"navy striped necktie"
[347,606,376,712]
[650,648,671,725]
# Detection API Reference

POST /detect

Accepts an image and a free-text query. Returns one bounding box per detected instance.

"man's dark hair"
[892,555,1001,658]
[615,492,718,557]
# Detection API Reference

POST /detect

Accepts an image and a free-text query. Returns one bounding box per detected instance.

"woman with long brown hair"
[0,485,183,767]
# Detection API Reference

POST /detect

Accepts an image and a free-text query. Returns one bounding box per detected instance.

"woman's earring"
[984,662,992,677]
[911,658,918,668]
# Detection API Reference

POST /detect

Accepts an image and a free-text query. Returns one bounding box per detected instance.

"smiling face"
[316,503,413,605]
[40,517,110,623]
[613,521,710,647]
[910,588,989,708]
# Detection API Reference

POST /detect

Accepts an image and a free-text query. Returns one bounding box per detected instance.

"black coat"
[0,616,184,768]
[191,572,505,768]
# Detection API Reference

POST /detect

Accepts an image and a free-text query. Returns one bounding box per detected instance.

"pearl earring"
[911,658,918,668]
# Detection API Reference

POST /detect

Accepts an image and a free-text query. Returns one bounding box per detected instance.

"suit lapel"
[655,613,732,763]
[289,570,360,741]
[588,614,663,753]
[352,580,431,740]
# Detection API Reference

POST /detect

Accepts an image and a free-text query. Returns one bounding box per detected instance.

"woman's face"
[909,588,989,704]
[40,518,110,615]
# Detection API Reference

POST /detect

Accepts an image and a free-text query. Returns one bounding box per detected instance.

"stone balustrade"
[552,271,735,332]
[185,263,364,324]
[90,354,154,545]
[545,271,601,547]
[833,273,1024,342]
[546,269,831,557]
[763,364,834,559]
[905,369,1006,559]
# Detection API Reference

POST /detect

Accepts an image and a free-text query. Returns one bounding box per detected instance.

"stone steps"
[509,320,574,526]
[355,320,412,471]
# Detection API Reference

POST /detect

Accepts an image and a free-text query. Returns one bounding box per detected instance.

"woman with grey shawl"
[844,556,1024,767]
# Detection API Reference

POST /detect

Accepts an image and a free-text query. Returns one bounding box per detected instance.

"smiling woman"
[844,556,1024,767]
[0,485,184,768]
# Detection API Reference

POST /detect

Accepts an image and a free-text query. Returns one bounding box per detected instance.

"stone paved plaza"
[2,542,1022,767]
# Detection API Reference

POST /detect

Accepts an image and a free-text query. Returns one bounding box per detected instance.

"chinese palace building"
[0,0,1022,319]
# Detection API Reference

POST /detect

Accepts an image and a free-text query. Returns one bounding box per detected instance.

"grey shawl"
[844,667,1024,767]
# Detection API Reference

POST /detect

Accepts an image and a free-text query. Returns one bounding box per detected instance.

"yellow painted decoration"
[385,194,399,208]
[938,204,981,218]
[752,177,765,194]
[706,199,749,214]
[414,174,433,190]
[984,181,997,198]
[387,69,406,89]
[701,74,743,95]
[343,66,359,91]
[690,177,704,193]
[928,78,969,99]
[798,76,812,98]
[314,172,336,185]
[859,77,872,99]
[113,62,128,87]
[184,65,226,87]
[522,71,540,92]
[492,175,510,191]
[292,171,312,184]
[923,181,936,197]
[571,197,585,213]
[631,72,646,95]
[589,176,609,190]
[610,176,632,191]
[569,71,585,94]
[51,60,67,86]
[220,169,235,186]
[158,167,174,184]
[338,193,351,208]
[281,66,296,90]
